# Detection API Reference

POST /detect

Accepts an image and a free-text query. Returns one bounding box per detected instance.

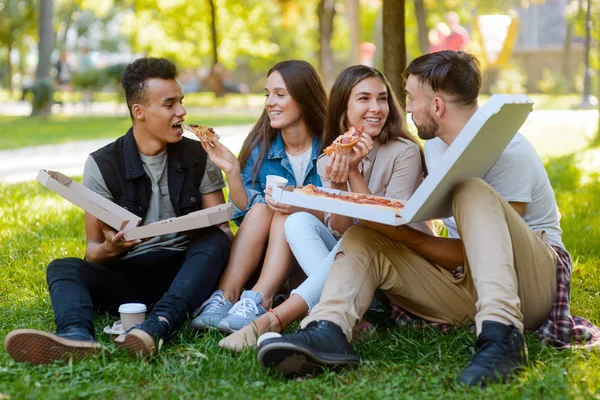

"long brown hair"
[322,65,426,173]
[237,60,327,184]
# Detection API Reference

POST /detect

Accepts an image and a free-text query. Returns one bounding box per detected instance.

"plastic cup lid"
[118,303,147,313]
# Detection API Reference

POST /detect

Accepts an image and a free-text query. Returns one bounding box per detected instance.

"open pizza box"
[37,169,233,240]
[272,94,534,226]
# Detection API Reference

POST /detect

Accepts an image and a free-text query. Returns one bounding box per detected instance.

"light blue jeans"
[284,212,341,311]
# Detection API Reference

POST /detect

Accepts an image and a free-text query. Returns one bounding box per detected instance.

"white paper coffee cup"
[266,175,288,188]
[118,303,147,331]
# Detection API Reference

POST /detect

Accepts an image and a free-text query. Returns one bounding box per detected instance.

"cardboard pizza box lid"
[37,169,233,239]
[400,94,533,222]
[37,169,142,231]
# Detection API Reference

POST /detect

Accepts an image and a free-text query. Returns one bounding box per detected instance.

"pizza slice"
[323,126,364,156]
[183,124,219,143]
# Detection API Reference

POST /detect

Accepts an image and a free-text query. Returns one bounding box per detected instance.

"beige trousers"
[302,178,558,341]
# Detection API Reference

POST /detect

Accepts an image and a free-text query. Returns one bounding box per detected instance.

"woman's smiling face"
[345,77,389,137]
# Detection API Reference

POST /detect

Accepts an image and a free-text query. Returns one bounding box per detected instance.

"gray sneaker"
[191,290,233,331]
[217,290,266,333]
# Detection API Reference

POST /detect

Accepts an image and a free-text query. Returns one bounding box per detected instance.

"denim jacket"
[232,132,322,225]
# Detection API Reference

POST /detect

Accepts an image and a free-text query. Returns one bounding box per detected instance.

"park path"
[0,100,598,184]
[0,125,253,184]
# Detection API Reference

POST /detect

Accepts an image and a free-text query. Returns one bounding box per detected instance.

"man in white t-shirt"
[257,51,599,385]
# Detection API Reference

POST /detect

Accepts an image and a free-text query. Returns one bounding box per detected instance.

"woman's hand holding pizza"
[201,139,239,176]
[325,153,351,184]
[348,132,373,169]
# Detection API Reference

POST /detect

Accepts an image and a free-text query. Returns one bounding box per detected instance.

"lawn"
[0,113,257,150]
[1,126,600,398]
[0,93,596,152]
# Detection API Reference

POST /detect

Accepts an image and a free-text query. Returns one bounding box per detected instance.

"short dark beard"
[415,110,439,140]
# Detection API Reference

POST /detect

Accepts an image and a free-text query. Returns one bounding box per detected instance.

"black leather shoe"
[257,320,360,378]
[457,321,528,386]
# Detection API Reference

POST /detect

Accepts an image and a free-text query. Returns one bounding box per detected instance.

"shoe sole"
[257,342,360,378]
[190,317,228,332]
[4,329,104,365]
[216,321,238,334]
[114,329,156,358]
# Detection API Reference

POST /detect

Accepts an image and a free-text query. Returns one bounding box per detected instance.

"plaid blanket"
[390,246,600,348]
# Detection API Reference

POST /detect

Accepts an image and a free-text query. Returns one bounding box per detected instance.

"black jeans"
[46,226,230,338]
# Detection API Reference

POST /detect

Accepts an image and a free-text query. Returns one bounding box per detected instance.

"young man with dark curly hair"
[4,57,232,363]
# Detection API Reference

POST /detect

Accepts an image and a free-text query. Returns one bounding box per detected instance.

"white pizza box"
[122,203,233,240]
[274,94,533,225]
[272,186,407,226]
[37,169,234,239]
[37,169,142,231]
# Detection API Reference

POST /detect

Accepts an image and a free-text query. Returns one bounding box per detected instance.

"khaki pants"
[302,178,558,341]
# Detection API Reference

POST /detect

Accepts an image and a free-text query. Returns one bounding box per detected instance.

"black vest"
[90,128,207,224]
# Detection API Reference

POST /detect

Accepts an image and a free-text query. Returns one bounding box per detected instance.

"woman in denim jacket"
[191,60,327,333]
[220,65,430,351]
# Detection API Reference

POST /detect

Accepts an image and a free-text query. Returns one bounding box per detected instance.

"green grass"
[1,89,267,109]
[0,113,257,150]
[1,128,600,398]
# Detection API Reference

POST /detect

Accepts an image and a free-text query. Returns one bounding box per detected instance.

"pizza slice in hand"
[323,126,364,156]
[184,124,219,143]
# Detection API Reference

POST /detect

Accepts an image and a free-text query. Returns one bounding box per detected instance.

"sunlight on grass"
[1,131,600,398]
[574,147,600,184]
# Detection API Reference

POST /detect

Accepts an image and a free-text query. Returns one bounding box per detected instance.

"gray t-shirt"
[424,133,565,249]
[83,152,225,259]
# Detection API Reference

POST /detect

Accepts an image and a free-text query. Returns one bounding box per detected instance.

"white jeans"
[284,212,341,310]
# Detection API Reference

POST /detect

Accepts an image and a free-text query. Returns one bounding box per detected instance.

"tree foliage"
[119,0,321,72]
[0,0,38,91]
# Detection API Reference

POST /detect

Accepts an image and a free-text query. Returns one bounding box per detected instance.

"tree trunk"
[383,0,406,107]
[347,0,360,65]
[32,0,54,118]
[561,19,575,92]
[413,0,429,55]
[208,0,219,67]
[597,31,600,143]
[317,0,336,87]
[580,0,592,107]
[7,42,13,96]
[207,0,226,97]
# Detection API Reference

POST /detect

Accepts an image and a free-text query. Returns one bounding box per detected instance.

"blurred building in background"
[512,0,584,92]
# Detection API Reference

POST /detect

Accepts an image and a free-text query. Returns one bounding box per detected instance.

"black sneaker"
[457,321,528,386]
[257,320,360,378]
[114,316,170,358]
